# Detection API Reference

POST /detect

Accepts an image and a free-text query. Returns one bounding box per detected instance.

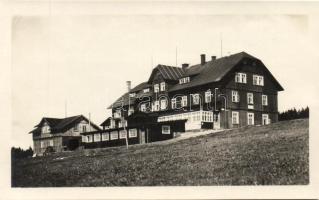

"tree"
[279,106,309,121]
[11,146,34,160]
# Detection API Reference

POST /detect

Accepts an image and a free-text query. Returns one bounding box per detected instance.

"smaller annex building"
[81,112,186,149]
[29,115,101,156]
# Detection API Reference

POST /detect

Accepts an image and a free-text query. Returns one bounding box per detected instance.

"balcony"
[158,110,214,123]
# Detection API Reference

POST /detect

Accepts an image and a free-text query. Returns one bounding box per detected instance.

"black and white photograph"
[1,0,319,199]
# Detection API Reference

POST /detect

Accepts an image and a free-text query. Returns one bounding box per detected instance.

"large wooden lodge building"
[30,52,284,155]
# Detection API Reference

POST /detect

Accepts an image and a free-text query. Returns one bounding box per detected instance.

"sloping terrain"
[12,119,309,187]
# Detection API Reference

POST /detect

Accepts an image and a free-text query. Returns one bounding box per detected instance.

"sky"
[11,14,318,149]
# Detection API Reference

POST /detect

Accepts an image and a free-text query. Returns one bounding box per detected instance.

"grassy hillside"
[12,119,309,187]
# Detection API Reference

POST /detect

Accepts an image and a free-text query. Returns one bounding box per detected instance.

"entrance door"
[139,129,146,144]
[68,139,80,150]
[213,112,221,130]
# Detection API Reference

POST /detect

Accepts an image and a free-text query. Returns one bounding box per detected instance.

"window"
[143,88,150,93]
[94,133,101,142]
[247,112,255,125]
[129,93,136,97]
[241,73,247,83]
[152,101,160,111]
[101,132,109,141]
[140,103,147,112]
[182,96,187,107]
[160,99,167,110]
[154,84,159,93]
[87,135,93,143]
[179,77,190,84]
[232,111,239,124]
[185,77,190,83]
[205,90,212,103]
[49,140,54,146]
[160,82,166,91]
[129,128,137,138]
[73,124,78,132]
[82,125,87,133]
[128,107,134,116]
[82,135,87,143]
[262,95,268,106]
[192,94,200,105]
[110,131,118,140]
[247,93,254,104]
[253,75,264,86]
[119,130,127,139]
[232,90,240,102]
[262,114,270,125]
[114,109,121,118]
[42,125,50,134]
[118,120,127,128]
[235,73,247,83]
[162,125,170,134]
[171,98,177,109]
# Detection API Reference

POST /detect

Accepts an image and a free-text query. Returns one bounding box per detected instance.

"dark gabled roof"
[130,82,151,93]
[100,117,121,126]
[108,81,153,109]
[53,115,82,130]
[107,51,283,110]
[148,64,185,83]
[100,117,112,126]
[107,92,137,109]
[35,117,62,128]
[170,52,262,92]
[29,115,101,134]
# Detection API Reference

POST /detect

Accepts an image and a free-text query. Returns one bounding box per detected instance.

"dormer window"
[160,82,166,91]
[179,77,190,84]
[154,84,159,93]
[235,72,247,83]
[129,93,136,97]
[143,88,150,93]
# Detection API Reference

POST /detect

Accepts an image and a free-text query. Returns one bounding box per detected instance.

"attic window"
[143,88,150,93]
[179,77,190,84]
[235,73,247,83]
[74,124,78,132]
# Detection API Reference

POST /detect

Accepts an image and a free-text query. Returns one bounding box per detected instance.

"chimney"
[126,81,131,92]
[200,54,206,65]
[182,63,189,69]
[211,56,216,61]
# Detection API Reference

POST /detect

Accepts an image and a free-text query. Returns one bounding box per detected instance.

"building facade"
[100,52,283,143]
[29,51,284,152]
